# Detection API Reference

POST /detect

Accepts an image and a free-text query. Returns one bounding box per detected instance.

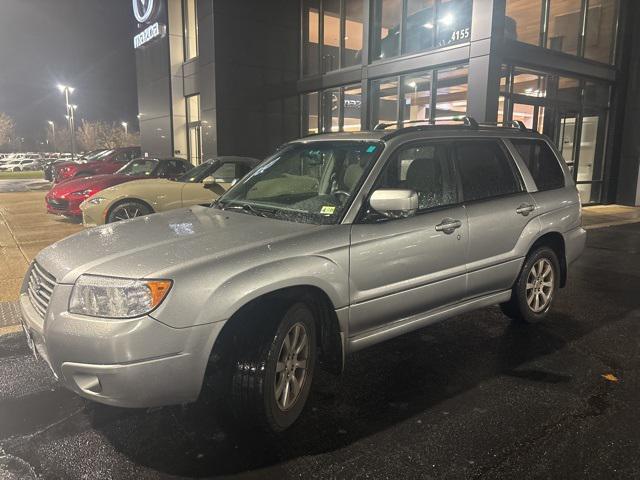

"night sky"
[0,0,138,143]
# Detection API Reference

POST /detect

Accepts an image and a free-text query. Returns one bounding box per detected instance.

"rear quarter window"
[511,139,566,191]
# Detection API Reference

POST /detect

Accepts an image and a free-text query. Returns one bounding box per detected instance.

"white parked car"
[0,158,40,171]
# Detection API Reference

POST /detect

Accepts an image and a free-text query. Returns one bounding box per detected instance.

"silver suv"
[20,119,586,432]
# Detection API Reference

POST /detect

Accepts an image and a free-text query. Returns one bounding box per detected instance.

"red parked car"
[46,157,191,218]
[53,146,142,183]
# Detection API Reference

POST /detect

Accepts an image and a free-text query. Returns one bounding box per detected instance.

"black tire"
[13,167,19,172]
[225,301,317,433]
[106,200,152,223]
[500,246,560,324]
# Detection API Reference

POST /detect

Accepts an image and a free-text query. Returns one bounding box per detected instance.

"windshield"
[176,161,214,183]
[117,158,158,176]
[217,141,383,225]
[84,149,113,161]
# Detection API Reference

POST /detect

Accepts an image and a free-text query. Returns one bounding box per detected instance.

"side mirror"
[369,189,418,219]
[203,175,216,187]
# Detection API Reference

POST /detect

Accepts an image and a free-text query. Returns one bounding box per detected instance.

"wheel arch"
[528,231,567,287]
[207,285,345,380]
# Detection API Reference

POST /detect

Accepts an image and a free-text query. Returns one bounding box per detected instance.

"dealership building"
[132,0,640,205]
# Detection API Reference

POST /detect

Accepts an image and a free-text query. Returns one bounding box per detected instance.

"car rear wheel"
[12,167,20,172]
[107,201,152,223]
[500,246,559,323]
[224,301,317,432]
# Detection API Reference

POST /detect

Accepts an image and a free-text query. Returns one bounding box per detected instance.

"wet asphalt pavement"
[0,223,639,479]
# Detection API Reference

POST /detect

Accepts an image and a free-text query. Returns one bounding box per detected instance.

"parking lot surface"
[0,222,638,479]
[0,189,82,301]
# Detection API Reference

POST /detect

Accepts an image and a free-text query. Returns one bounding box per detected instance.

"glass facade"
[372,0,472,61]
[499,65,611,203]
[302,84,362,135]
[303,0,365,75]
[505,0,618,64]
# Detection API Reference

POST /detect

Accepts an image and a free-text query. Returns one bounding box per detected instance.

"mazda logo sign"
[133,0,156,23]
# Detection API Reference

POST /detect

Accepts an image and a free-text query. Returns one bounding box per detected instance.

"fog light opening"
[73,373,102,394]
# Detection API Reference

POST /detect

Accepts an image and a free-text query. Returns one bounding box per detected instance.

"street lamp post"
[47,121,55,152]
[57,84,76,159]
[121,121,128,136]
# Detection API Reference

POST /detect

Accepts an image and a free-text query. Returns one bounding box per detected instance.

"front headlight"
[69,274,172,318]
[87,197,106,205]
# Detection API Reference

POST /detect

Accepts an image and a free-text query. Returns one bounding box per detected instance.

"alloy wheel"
[274,322,309,411]
[526,258,554,313]
[113,206,143,221]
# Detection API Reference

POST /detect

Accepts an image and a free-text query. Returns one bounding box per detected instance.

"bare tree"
[0,112,15,147]
[77,121,141,150]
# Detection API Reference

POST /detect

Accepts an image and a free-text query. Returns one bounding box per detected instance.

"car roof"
[293,118,548,144]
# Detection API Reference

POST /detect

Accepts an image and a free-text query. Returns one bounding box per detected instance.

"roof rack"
[374,116,479,131]
[476,120,529,131]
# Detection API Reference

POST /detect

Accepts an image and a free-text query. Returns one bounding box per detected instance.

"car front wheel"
[226,301,317,432]
[500,246,560,323]
[107,201,152,223]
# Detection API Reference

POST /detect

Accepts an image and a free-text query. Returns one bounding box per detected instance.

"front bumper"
[45,194,82,217]
[19,284,223,408]
[80,201,108,227]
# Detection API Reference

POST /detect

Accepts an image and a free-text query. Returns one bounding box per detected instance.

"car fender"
[151,254,349,329]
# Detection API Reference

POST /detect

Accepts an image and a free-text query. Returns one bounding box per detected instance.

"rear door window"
[510,139,566,191]
[455,140,523,202]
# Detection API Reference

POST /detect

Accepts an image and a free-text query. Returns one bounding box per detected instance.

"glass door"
[557,111,578,172]
[188,124,202,165]
[575,110,607,203]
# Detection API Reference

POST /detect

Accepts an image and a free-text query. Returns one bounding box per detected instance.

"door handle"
[516,203,535,216]
[435,218,462,234]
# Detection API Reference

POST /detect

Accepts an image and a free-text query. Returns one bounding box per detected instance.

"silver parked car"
[20,119,586,432]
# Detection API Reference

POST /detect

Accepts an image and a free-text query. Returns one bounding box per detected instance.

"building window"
[303,0,321,76]
[372,0,472,62]
[505,0,544,45]
[584,0,618,64]
[186,95,202,164]
[183,0,198,60]
[302,91,320,135]
[403,71,432,122]
[370,63,468,127]
[323,0,341,72]
[434,65,468,119]
[547,0,583,55]
[343,84,362,131]
[505,0,618,65]
[371,76,399,126]
[322,88,341,131]
[303,0,364,76]
[301,84,363,135]
[343,0,365,68]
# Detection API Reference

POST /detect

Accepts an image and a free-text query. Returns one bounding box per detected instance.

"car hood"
[48,174,135,196]
[36,206,320,284]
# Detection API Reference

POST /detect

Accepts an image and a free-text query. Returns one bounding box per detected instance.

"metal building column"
[466,0,505,122]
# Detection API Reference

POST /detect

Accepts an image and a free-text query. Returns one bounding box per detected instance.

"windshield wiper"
[219,202,272,218]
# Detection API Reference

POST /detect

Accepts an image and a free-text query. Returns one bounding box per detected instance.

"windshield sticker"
[366,145,377,153]
[320,206,336,215]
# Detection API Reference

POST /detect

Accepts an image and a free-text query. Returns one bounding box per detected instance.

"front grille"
[27,262,57,318]
[47,197,69,210]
